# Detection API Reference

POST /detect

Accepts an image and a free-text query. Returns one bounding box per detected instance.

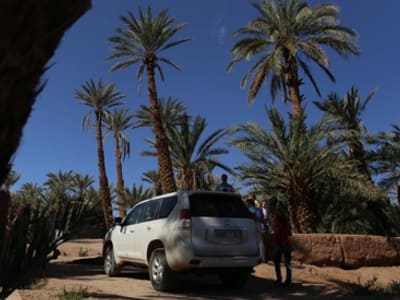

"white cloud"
[217,25,226,45]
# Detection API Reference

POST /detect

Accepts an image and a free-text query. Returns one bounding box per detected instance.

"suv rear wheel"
[219,269,251,288]
[149,249,175,291]
[104,245,120,276]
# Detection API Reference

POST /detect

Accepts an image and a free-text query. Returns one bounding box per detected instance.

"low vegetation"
[58,287,89,300]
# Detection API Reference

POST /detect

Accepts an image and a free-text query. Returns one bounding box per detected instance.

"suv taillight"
[180,209,191,228]
[180,209,191,219]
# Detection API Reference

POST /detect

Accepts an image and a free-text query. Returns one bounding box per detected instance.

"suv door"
[115,202,146,259]
[131,199,162,261]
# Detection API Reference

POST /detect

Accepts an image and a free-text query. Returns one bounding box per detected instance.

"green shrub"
[58,287,89,300]
[78,248,89,257]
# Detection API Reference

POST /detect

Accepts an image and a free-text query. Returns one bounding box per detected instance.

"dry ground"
[7,238,400,300]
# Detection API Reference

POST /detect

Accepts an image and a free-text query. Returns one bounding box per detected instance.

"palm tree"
[107,6,191,193]
[75,79,124,229]
[168,115,232,190]
[103,108,135,218]
[132,97,188,130]
[314,86,377,182]
[227,0,359,116]
[71,173,95,224]
[142,170,162,196]
[134,97,188,194]
[123,183,154,208]
[17,183,47,212]
[373,125,400,205]
[229,108,377,233]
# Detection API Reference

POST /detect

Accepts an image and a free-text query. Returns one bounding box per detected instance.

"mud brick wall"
[290,234,400,268]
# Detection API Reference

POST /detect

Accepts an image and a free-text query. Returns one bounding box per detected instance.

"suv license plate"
[215,229,241,239]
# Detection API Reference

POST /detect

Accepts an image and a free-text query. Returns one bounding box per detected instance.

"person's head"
[246,198,255,207]
[221,174,228,183]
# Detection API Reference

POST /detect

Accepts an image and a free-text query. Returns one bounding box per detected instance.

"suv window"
[159,196,178,218]
[189,193,251,218]
[139,200,161,222]
[125,203,146,225]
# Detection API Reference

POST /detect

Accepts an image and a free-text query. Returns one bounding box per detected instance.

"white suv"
[103,191,262,291]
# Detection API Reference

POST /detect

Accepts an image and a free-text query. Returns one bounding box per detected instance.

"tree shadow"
[44,257,371,299]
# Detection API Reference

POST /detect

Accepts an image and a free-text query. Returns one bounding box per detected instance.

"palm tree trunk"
[0,1,91,187]
[115,135,126,218]
[283,50,303,117]
[96,112,113,229]
[146,61,176,193]
[349,139,373,182]
[288,183,316,233]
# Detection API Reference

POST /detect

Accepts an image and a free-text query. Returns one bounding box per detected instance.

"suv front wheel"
[104,245,120,276]
[149,249,175,291]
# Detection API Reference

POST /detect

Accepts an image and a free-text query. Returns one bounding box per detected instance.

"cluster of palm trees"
[6,0,400,236]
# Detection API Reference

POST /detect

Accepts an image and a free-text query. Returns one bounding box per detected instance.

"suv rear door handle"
[129,230,134,233]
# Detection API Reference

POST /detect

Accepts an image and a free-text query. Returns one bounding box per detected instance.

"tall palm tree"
[227,0,359,116]
[134,97,188,194]
[103,108,135,218]
[314,86,377,182]
[229,108,377,233]
[168,115,232,190]
[75,79,124,229]
[107,6,191,193]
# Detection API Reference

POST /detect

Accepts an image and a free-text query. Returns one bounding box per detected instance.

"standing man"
[272,209,292,286]
[215,174,234,192]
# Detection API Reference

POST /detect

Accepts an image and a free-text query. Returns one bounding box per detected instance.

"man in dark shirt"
[215,174,234,192]
[272,209,292,286]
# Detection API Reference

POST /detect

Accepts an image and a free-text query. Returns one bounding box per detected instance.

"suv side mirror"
[113,217,122,225]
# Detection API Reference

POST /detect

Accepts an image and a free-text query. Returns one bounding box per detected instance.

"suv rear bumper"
[169,255,262,271]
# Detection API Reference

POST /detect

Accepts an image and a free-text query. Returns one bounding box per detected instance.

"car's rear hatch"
[189,192,259,257]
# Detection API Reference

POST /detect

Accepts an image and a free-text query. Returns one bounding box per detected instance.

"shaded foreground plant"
[0,183,94,297]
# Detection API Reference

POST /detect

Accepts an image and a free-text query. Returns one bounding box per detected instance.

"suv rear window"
[189,193,251,218]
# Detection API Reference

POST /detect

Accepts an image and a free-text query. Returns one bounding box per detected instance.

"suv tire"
[149,249,174,291]
[219,269,251,288]
[104,245,120,276]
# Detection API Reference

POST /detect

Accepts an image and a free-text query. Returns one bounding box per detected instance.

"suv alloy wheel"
[149,249,174,291]
[104,245,120,276]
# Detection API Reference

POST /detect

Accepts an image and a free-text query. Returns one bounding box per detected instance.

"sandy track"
[9,239,400,300]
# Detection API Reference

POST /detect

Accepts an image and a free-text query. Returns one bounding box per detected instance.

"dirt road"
[9,239,400,300]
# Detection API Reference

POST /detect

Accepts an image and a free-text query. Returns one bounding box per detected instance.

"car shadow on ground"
[44,257,360,299]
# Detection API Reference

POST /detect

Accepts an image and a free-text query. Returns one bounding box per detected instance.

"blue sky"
[12,0,400,192]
